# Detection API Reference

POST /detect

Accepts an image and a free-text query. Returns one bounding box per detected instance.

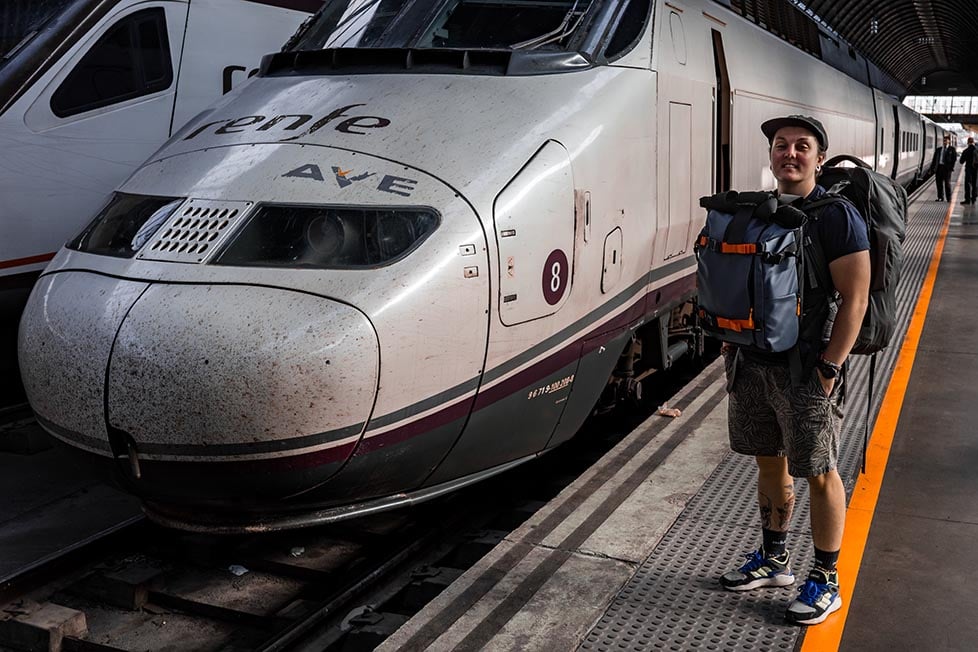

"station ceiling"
[801,1,978,96]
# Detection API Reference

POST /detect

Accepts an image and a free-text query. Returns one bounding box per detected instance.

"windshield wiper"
[510,0,590,50]
[3,30,39,61]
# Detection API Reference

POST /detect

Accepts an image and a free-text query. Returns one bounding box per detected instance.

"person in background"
[960,136,977,205]
[932,134,956,202]
[718,115,871,626]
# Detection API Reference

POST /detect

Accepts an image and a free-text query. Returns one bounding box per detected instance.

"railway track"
[0,353,713,652]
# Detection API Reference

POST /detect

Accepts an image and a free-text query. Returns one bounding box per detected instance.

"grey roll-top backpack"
[694,190,809,353]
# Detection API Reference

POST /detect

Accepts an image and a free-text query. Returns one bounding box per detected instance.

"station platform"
[379,173,973,652]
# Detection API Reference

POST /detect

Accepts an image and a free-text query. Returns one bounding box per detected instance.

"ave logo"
[282,164,418,197]
[332,167,374,187]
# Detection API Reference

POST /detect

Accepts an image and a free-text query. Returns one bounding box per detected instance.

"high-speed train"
[19,0,945,532]
[0,0,318,329]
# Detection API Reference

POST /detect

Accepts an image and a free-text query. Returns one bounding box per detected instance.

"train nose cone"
[20,276,378,503]
[19,272,150,456]
[106,283,378,495]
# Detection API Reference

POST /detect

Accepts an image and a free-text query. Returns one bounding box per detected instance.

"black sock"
[814,547,839,572]
[762,528,788,557]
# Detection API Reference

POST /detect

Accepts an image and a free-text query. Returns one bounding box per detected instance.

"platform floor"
[839,177,978,650]
[380,173,973,651]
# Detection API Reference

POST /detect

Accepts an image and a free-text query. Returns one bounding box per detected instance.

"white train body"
[18,0,941,530]
[0,0,315,285]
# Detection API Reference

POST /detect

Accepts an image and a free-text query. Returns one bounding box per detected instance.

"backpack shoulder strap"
[804,192,857,216]
[800,197,839,296]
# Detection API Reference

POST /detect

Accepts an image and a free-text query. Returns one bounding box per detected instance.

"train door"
[890,105,901,180]
[873,90,896,176]
[925,123,937,176]
[712,29,731,193]
[656,6,711,262]
[666,101,694,257]
[917,118,927,180]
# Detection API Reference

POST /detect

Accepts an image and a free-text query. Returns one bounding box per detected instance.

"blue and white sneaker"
[720,548,794,591]
[785,567,842,625]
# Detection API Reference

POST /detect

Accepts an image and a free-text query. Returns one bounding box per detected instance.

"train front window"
[1,0,75,67]
[417,0,589,50]
[288,0,599,51]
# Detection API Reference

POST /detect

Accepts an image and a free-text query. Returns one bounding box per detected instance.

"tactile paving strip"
[581,187,948,651]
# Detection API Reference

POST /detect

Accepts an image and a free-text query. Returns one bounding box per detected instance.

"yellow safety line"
[801,178,958,650]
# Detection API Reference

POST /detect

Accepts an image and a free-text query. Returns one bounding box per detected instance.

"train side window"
[603,0,652,61]
[51,8,172,118]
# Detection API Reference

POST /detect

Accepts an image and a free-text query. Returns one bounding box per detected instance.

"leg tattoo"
[759,487,795,531]
[778,485,795,530]
[759,493,773,530]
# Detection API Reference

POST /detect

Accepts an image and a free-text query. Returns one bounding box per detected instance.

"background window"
[51,7,172,117]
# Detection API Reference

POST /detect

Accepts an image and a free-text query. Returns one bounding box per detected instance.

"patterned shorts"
[723,348,843,478]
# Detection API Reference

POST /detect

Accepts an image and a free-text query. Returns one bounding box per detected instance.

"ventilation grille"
[137,199,253,264]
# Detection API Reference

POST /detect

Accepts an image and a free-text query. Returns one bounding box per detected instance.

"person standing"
[960,136,978,204]
[932,134,956,202]
[718,115,871,626]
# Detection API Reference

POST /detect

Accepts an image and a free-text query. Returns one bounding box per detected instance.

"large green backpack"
[807,154,909,355]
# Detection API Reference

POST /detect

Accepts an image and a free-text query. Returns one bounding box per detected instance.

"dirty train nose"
[20,272,379,501]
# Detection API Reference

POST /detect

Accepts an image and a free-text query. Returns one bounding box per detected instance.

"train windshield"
[289,0,600,51]
[1,0,76,68]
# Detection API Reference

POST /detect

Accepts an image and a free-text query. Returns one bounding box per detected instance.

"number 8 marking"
[542,249,568,306]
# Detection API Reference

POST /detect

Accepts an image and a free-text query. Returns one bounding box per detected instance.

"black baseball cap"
[761,115,828,150]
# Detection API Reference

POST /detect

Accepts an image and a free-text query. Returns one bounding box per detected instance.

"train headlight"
[67,193,183,258]
[213,205,439,269]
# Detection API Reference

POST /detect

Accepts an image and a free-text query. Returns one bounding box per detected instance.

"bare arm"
[820,250,871,391]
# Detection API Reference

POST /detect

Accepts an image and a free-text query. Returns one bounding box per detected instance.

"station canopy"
[791,0,978,96]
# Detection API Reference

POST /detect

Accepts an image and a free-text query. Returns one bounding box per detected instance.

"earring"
[816,165,822,173]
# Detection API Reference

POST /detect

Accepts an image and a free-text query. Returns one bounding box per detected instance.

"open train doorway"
[712,29,731,193]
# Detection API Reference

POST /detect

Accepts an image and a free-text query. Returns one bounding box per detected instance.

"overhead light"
[870,17,879,34]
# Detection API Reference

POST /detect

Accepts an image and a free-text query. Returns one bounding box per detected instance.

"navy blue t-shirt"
[806,185,870,261]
